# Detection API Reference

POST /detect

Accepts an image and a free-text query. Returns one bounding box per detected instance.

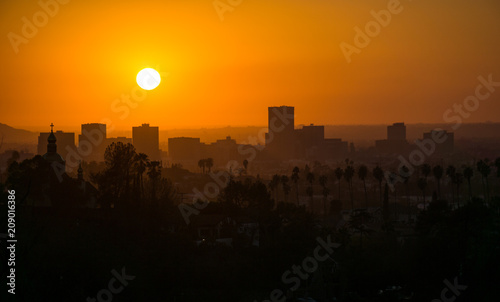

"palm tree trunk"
[363,180,368,208]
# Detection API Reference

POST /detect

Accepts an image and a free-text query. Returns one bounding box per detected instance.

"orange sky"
[1,0,500,133]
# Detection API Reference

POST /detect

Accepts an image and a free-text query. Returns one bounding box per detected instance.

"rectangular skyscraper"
[78,123,107,162]
[265,106,295,159]
[133,124,160,161]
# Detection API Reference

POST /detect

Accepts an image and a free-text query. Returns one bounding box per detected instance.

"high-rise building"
[78,123,107,162]
[265,106,295,159]
[375,122,409,154]
[168,137,203,161]
[133,124,160,161]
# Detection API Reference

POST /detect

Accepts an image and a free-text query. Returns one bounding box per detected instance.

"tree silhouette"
[495,157,500,197]
[269,174,281,203]
[134,152,149,201]
[477,159,491,203]
[344,165,355,210]
[205,158,214,173]
[291,166,300,206]
[446,165,456,204]
[306,172,315,212]
[358,165,368,207]
[454,172,463,208]
[400,165,411,222]
[432,165,443,199]
[463,165,473,203]
[243,159,249,173]
[373,165,384,206]
[334,167,343,201]
[198,159,206,174]
[281,175,290,203]
[417,177,428,209]
[319,175,329,216]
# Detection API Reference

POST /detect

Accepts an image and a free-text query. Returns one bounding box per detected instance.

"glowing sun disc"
[136,68,161,90]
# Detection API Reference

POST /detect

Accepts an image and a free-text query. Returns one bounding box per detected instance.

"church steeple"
[42,123,65,169]
[47,123,57,153]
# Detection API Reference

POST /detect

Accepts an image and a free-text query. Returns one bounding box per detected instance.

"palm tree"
[281,175,290,203]
[399,165,411,222]
[358,165,368,207]
[421,164,431,180]
[344,165,355,210]
[477,159,491,202]
[463,165,473,203]
[147,161,162,205]
[269,174,281,202]
[334,167,343,201]
[243,159,249,173]
[134,153,149,200]
[446,165,456,203]
[205,158,214,173]
[291,166,300,206]
[495,157,500,196]
[306,172,315,212]
[417,177,427,209]
[198,159,206,174]
[432,165,443,199]
[319,175,329,216]
[373,165,384,206]
[454,172,463,208]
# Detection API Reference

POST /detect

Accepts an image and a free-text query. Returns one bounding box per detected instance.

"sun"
[136,68,161,90]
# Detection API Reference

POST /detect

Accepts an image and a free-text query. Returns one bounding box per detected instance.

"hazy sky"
[1,0,500,132]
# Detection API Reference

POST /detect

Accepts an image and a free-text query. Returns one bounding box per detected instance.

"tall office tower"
[387,122,406,141]
[78,123,107,162]
[133,123,160,161]
[265,106,295,159]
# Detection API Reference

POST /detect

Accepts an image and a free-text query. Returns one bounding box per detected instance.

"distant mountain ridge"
[0,123,38,144]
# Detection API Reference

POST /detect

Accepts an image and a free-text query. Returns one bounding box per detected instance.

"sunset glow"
[1,0,500,131]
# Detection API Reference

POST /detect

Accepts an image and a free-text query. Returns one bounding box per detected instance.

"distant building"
[106,137,132,147]
[265,107,348,161]
[38,127,76,161]
[78,123,107,162]
[205,136,241,166]
[388,122,406,141]
[168,137,203,162]
[133,124,160,161]
[422,130,454,154]
[265,106,296,160]
[375,122,409,154]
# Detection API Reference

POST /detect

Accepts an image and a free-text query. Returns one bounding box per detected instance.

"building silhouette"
[78,123,107,162]
[38,126,76,162]
[265,106,348,161]
[423,130,454,154]
[133,123,160,161]
[375,122,409,154]
[42,123,66,172]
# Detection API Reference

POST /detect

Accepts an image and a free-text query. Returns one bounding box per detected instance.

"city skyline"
[1,0,500,130]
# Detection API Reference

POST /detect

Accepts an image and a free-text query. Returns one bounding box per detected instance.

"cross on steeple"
[50,123,54,132]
